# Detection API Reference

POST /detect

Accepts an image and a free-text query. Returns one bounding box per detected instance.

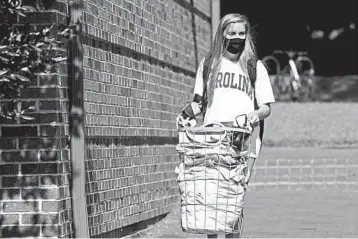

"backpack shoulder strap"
[201,57,210,116]
[201,57,265,154]
[247,58,257,87]
[247,58,265,154]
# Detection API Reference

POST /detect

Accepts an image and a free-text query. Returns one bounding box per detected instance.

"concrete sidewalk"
[140,188,358,238]
[137,147,358,238]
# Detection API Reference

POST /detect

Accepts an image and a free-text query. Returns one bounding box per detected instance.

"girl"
[177,13,275,238]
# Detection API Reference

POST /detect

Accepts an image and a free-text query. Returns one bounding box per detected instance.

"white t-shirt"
[193,57,275,124]
[193,57,275,158]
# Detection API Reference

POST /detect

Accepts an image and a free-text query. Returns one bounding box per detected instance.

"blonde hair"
[203,13,257,109]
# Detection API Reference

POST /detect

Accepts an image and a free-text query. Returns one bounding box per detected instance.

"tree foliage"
[0,0,70,122]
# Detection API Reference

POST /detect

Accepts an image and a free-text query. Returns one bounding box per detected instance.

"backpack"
[201,57,265,154]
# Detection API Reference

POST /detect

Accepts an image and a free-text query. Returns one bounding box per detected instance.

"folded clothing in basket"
[175,123,251,234]
[175,162,246,234]
[175,162,246,184]
[176,142,249,168]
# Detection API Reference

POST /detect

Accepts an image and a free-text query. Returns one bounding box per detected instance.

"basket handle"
[184,122,227,146]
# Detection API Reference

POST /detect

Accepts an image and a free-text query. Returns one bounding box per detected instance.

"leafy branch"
[0,0,70,123]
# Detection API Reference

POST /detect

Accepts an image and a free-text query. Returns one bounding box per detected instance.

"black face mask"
[224,37,246,54]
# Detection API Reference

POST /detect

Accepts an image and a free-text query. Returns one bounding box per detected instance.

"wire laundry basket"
[175,121,253,235]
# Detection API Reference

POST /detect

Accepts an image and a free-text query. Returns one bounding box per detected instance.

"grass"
[264,102,358,147]
[190,76,358,147]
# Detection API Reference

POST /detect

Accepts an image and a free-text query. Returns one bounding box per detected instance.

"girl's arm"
[244,157,256,186]
[247,103,271,127]
[256,103,271,120]
[245,103,272,186]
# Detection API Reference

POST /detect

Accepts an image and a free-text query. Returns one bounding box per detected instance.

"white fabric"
[175,128,248,234]
[177,129,253,159]
[193,57,275,158]
[193,58,275,124]
[175,163,246,234]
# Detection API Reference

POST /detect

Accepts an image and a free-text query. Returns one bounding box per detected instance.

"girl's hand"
[243,171,251,185]
[176,114,185,129]
[176,114,196,128]
[247,111,260,127]
[242,170,252,190]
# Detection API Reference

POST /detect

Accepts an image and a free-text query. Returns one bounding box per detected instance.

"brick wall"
[0,2,73,238]
[82,0,212,237]
[250,148,358,191]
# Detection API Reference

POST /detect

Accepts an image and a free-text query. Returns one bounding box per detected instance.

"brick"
[0,225,40,237]
[39,100,61,111]
[265,167,278,175]
[47,138,68,149]
[298,175,313,183]
[3,201,39,212]
[0,3,71,239]
[18,138,68,150]
[59,187,70,198]
[336,167,349,175]
[278,175,290,182]
[0,164,19,175]
[40,125,68,136]
[59,174,70,186]
[42,200,62,212]
[0,138,17,149]
[301,167,313,175]
[19,87,67,99]
[0,189,21,200]
[313,167,325,175]
[1,126,37,137]
[30,113,68,124]
[61,150,70,161]
[40,150,62,161]
[323,158,338,166]
[336,175,351,181]
[19,11,66,24]
[301,183,314,190]
[1,151,39,162]
[40,113,66,124]
[21,100,37,111]
[278,167,290,176]
[22,187,60,200]
[0,214,19,225]
[39,74,61,86]
[21,163,59,174]
[0,101,36,123]
[18,138,43,149]
[40,175,60,185]
[324,167,336,175]
[1,176,39,188]
[59,209,72,223]
[59,222,72,237]
[59,162,70,173]
[22,213,59,225]
[289,167,302,175]
[42,225,60,237]
[79,0,212,237]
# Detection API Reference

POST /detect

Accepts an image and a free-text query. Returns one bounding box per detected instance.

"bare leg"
[207,234,218,238]
[225,232,241,238]
[225,210,244,238]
